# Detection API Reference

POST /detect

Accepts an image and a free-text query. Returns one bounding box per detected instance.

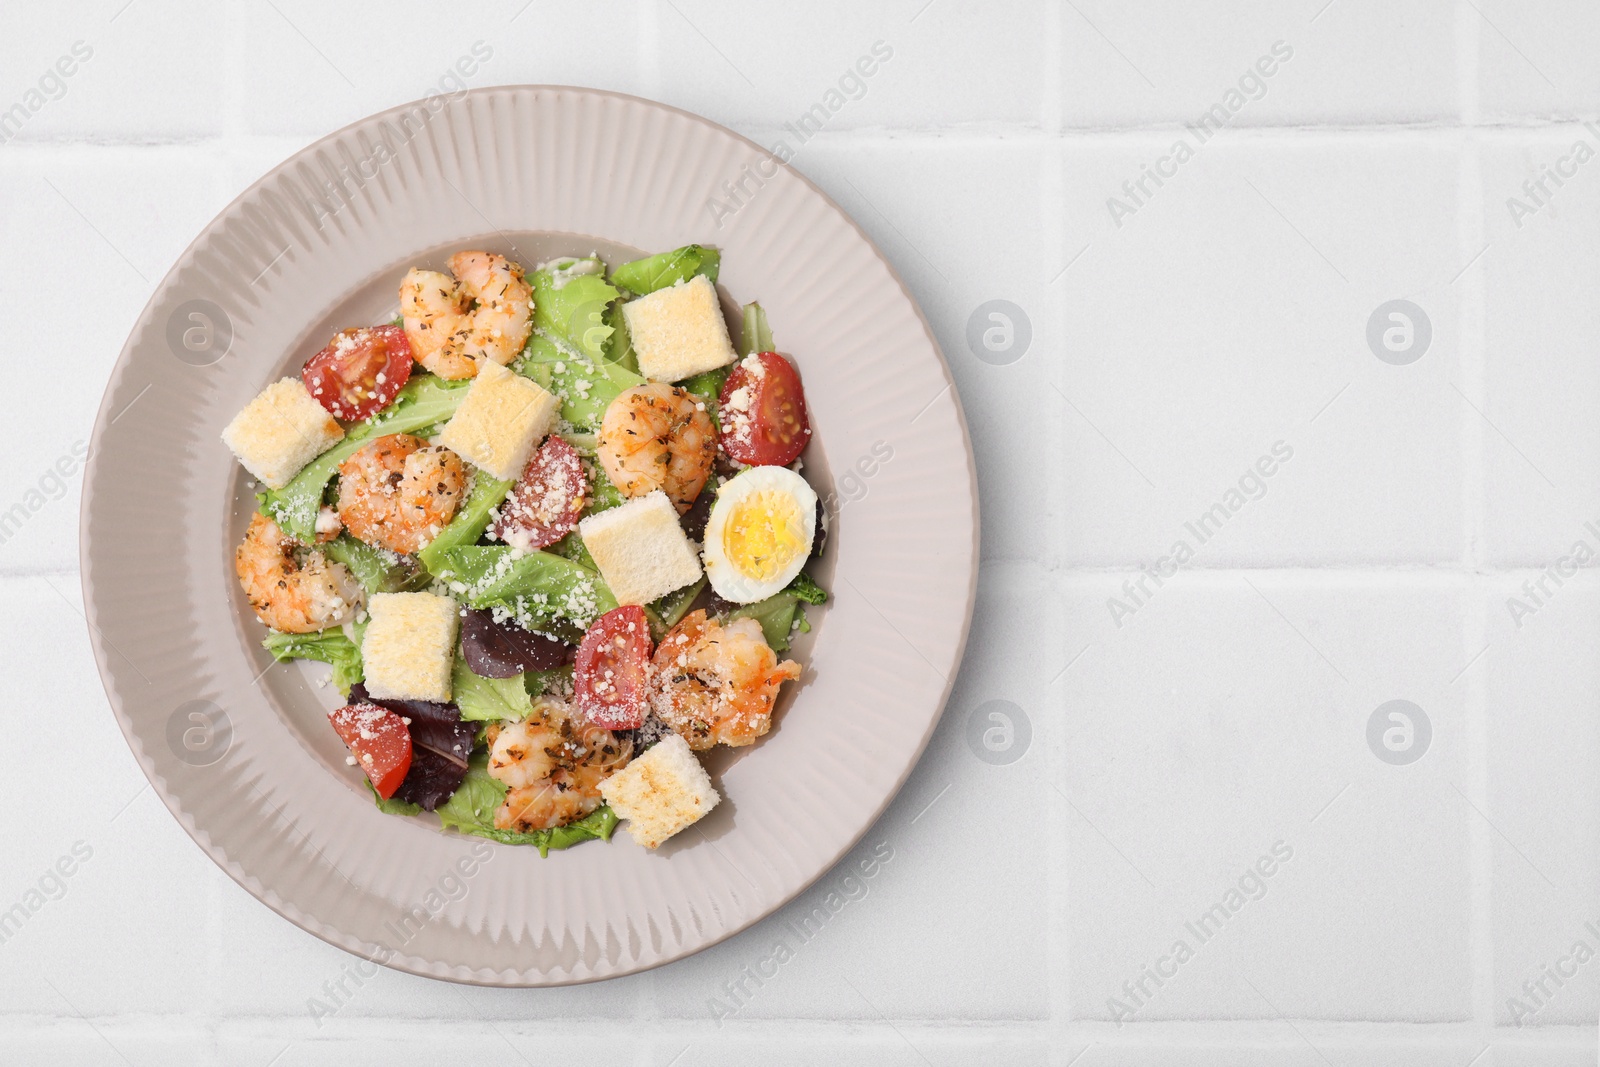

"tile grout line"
[1040,0,1075,1038]
[1454,0,1496,1034]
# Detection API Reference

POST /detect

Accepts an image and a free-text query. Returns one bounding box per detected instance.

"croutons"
[599,734,720,848]
[221,378,344,489]
[579,490,703,606]
[360,592,460,702]
[621,274,738,383]
[437,361,558,480]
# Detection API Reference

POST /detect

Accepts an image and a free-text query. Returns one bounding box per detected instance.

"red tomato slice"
[303,325,414,421]
[329,703,414,799]
[574,605,653,729]
[718,352,811,467]
[489,435,588,551]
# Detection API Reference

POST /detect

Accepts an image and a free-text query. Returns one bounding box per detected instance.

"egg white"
[702,466,818,604]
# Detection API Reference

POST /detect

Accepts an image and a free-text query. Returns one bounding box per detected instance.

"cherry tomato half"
[718,352,810,467]
[303,325,414,421]
[489,435,588,551]
[574,605,653,729]
[329,703,414,799]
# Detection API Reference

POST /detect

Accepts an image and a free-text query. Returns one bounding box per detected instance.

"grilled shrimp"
[485,698,633,832]
[596,383,717,513]
[235,512,363,634]
[336,433,467,554]
[400,250,533,380]
[650,610,801,750]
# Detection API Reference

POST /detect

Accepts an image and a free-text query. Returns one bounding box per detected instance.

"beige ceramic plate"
[81,86,977,985]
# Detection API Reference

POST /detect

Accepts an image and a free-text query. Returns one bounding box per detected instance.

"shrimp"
[650,610,801,750]
[336,433,467,554]
[596,383,717,513]
[485,698,633,832]
[235,512,363,634]
[400,250,533,380]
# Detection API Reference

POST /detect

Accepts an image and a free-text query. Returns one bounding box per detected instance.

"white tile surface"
[1484,580,1600,1027]
[1055,136,1465,569]
[655,0,1048,131]
[1476,1,1600,121]
[234,1,648,137]
[1481,132,1600,566]
[1061,573,1473,1022]
[0,1,226,142]
[0,147,225,571]
[1057,0,1460,128]
[6,0,1599,1063]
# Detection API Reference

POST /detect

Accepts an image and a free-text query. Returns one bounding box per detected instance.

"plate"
[80,86,977,985]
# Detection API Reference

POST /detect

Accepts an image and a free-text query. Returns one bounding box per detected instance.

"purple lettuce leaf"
[350,684,475,811]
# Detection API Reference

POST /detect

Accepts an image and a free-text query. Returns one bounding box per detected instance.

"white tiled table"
[3,2,1597,1064]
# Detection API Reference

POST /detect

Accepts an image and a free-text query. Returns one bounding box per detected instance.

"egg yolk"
[722,490,806,581]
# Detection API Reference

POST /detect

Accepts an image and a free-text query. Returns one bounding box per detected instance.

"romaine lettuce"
[365,778,421,816]
[517,331,645,432]
[416,468,514,577]
[680,367,729,430]
[451,657,532,722]
[679,301,769,429]
[647,577,706,638]
[729,591,811,653]
[435,752,619,856]
[431,545,616,631]
[530,260,619,363]
[742,300,774,355]
[525,665,574,699]
[259,375,470,541]
[605,300,639,374]
[322,535,429,595]
[261,628,364,696]
[610,244,720,295]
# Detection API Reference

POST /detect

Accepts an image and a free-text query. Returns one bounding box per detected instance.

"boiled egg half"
[702,466,817,604]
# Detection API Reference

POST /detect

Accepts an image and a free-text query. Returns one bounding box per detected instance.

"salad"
[222,246,825,853]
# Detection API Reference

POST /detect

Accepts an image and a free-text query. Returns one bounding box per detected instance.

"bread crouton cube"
[221,378,344,489]
[579,490,703,606]
[437,361,558,480]
[621,274,738,383]
[360,592,460,702]
[599,734,719,849]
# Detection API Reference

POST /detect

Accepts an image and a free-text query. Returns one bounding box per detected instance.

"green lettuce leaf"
[260,375,470,541]
[610,244,720,295]
[742,300,774,355]
[451,657,532,722]
[525,665,574,699]
[519,333,644,432]
[417,468,514,577]
[435,752,619,856]
[785,570,828,605]
[680,301,768,428]
[517,331,644,433]
[262,628,364,696]
[364,777,422,816]
[605,300,639,374]
[321,536,429,595]
[680,367,729,430]
[431,545,616,632]
[647,577,706,639]
[729,592,810,653]
[531,261,620,364]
